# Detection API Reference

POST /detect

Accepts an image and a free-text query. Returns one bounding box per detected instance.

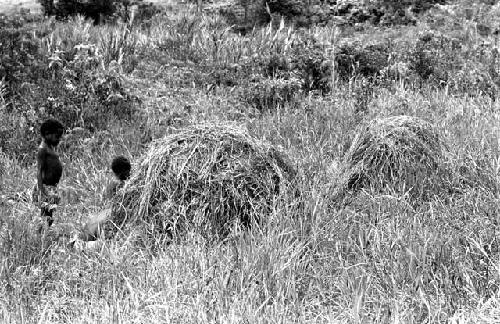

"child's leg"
[41,186,59,227]
[40,206,54,227]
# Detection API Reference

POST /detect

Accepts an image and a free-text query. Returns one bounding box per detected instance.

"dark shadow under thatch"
[332,115,452,204]
[109,123,297,241]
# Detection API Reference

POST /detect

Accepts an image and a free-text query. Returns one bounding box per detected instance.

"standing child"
[33,118,64,227]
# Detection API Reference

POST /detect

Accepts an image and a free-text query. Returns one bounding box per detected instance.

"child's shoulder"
[37,143,48,156]
[37,141,56,155]
[38,139,49,150]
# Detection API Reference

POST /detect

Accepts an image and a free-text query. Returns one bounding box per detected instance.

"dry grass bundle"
[109,123,297,240]
[333,115,452,202]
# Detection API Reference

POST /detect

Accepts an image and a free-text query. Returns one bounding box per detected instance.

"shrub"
[333,27,500,99]
[1,69,136,158]
[1,50,137,158]
[335,41,391,81]
[205,0,270,31]
[0,14,45,99]
[267,0,304,18]
[289,35,332,94]
[262,53,291,78]
[38,0,144,23]
[128,1,164,28]
[266,0,445,26]
[0,16,139,158]
[376,0,446,23]
[109,123,298,241]
[407,30,500,97]
[409,31,460,84]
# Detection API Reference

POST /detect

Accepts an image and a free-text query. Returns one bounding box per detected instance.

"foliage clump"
[0,15,138,158]
[203,0,270,32]
[110,123,297,241]
[409,31,461,84]
[266,0,446,26]
[333,115,452,202]
[410,30,500,98]
[289,35,332,93]
[38,0,149,24]
[334,27,500,99]
[244,35,333,102]
[334,41,390,81]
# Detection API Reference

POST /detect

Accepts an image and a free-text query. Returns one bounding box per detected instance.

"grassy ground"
[1,2,500,323]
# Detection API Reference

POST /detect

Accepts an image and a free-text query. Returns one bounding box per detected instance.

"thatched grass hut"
[108,123,297,240]
[332,115,452,203]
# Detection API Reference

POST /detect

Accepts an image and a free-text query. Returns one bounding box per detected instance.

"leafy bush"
[335,41,391,81]
[255,36,333,94]
[0,14,45,99]
[0,17,138,158]
[266,0,446,26]
[128,1,164,28]
[333,27,500,98]
[39,0,110,23]
[267,0,304,18]
[408,30,500,97]
[38,0,149,24]
[409,31,460,84]
[290,36,332,93]
[2,69,136,158]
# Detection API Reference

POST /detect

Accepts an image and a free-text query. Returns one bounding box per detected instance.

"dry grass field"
[1,1,500,323]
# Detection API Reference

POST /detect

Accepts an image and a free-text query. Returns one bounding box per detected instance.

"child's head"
[40,118,64,146]
[111,156,131,181]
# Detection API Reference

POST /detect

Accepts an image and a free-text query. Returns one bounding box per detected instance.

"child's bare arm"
[37,149,47,196]
[104,181,119,201]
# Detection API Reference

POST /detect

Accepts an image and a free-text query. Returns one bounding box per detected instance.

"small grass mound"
[333,115,452,203]
[110,123,297,241]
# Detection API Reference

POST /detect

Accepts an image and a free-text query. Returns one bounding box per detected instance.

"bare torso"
[105,179,124,200]
[38,144,63,186]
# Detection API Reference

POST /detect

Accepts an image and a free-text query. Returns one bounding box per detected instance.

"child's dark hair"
[111,156,131,181]
[40,118,64,137]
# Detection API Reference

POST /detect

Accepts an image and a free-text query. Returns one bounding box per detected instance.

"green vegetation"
[1,1,499,322]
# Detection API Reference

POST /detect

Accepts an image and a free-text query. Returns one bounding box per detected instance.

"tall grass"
[40,15,139,71]
[1,3,500,323]
[2,88,498,322]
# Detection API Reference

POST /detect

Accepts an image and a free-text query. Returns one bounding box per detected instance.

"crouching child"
[79,156,131,241]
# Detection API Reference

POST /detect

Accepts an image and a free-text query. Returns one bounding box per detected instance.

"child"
[104,155,131,200]
[33,118,65,227]
[80,155,131,241]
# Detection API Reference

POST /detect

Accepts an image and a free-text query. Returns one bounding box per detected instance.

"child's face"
[44,132,62,146]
